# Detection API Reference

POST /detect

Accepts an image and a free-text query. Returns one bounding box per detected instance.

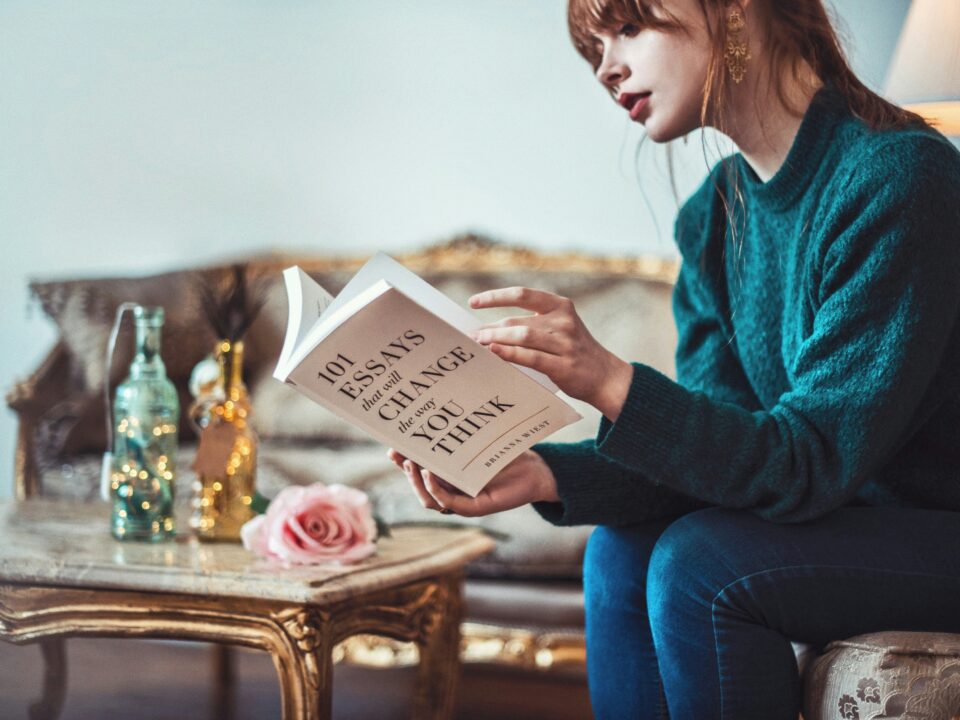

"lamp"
[884,0,960,135]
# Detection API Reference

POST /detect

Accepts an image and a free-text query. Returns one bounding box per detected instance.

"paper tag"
[192,422,241,478]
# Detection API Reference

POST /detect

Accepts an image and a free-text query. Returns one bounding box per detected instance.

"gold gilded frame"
[0,574,462,720]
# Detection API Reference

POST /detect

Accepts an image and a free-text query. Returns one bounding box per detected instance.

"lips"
[618,92,651,120]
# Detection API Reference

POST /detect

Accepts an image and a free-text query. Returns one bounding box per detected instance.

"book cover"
[274,255,581,497]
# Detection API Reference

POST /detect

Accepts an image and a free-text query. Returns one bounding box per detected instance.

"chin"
[643,111,700,143]
[643,119,683,143]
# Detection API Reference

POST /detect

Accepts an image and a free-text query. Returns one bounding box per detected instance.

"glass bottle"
[190,339,257,541]
[110,306,179,541]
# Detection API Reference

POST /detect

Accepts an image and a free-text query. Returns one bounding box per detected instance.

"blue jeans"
[583,506,960,719]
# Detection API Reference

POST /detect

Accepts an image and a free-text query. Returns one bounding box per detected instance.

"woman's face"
[592,0,714,142]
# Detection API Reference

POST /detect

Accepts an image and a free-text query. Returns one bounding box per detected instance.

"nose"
[595,50,629,89]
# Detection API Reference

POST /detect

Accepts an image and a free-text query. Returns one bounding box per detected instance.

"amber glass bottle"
[190,339,257,541]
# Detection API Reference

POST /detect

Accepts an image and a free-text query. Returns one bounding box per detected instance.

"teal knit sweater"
[532,85,960,526]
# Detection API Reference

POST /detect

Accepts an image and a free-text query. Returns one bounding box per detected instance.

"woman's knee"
[584,522,671,613]
[646,508,745,620]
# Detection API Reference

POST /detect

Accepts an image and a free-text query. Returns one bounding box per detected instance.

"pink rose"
[240,483,378,566]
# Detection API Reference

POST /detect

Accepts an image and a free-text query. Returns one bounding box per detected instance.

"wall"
[0,0,916,499]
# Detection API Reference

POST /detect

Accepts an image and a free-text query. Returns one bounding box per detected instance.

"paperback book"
[273,253,581,497]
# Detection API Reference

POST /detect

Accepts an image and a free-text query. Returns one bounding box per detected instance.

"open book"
[273,253,582,497]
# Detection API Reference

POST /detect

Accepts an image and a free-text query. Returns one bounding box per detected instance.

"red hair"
[567,0,924,132]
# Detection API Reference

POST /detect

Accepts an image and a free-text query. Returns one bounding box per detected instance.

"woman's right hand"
[386,449,560,517]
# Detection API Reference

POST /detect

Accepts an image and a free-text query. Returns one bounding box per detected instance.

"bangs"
[567,0,681,70]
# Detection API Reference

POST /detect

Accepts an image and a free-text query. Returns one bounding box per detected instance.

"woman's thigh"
[645,505,960,720]
[648,505,960,645]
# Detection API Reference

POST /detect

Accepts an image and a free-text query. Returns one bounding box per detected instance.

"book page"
[285,286,581,497]
[274,267,335,381]
[284,280,392,375]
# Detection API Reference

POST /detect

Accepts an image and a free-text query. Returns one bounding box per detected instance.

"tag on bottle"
[192,422,241,478]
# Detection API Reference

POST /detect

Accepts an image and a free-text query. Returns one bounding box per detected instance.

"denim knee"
[584,524,667,614]
[646,508,734,620]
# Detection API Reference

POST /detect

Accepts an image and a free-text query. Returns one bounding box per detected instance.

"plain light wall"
[0,0,917,499]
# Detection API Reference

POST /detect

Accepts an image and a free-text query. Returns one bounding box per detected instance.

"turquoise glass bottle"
[109,306,179,541]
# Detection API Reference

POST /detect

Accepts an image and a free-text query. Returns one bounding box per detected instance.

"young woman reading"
[389,1,960,717]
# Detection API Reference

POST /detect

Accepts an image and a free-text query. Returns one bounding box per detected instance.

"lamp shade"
[884,0,960,135]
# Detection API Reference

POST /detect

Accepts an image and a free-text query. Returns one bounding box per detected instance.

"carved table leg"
[273,607,335,720]
[212,643,235,720]
[29,637,67,720]
[412,574,462,720]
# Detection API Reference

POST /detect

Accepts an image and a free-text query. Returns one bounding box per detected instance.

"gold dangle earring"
[725,8,751,84]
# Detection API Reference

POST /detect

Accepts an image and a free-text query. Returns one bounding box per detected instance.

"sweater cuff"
[529,441,603,526]
[596,362,688,477]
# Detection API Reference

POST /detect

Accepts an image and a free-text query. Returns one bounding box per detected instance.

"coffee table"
[0,499,495,720]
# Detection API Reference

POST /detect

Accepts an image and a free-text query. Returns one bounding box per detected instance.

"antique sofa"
[9,235,960,719]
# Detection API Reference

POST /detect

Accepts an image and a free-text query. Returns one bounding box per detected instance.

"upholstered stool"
[802,631,960,720]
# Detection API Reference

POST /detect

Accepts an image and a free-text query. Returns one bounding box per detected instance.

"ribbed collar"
[735,83,850,211]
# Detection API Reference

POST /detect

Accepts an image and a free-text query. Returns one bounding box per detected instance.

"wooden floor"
[0,637,593,720]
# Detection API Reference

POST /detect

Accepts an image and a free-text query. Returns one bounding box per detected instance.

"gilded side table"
[0,500,494,720]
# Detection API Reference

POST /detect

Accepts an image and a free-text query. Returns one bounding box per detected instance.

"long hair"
[567,0,926,280]
[568,0,923,133]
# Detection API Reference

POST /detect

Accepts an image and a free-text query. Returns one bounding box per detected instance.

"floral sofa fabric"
[803,632,960,720]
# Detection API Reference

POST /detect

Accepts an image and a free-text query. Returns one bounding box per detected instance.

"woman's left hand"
[468,286,633,421]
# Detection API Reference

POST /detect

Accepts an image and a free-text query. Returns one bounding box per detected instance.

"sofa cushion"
[802,631,960,720]
[464,579,585,630]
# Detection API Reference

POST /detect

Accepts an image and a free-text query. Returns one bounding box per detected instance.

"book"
[273,252,582,497]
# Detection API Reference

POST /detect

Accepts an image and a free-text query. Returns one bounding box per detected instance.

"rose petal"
[249,481,379,565]
[285,515,324,551]
[240,515,267,555]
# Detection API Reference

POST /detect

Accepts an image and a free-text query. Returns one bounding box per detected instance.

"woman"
[389,1,960,718]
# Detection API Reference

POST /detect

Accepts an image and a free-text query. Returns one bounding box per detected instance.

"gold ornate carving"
[328,620,587,676]
[1,574,467,720]
[274,607,331,691]
[327,579,448,647]
[258,233,680,285]
[459,622,586,673]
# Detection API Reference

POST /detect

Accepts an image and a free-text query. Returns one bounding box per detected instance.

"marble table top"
[0,500,495,605]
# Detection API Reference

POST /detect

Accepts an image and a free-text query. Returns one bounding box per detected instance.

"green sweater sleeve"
[593,136,960,523]
[529,439,710,526]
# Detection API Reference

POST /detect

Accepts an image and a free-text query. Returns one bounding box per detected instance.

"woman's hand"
[386,449,560,517]
[468,286,633,421]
